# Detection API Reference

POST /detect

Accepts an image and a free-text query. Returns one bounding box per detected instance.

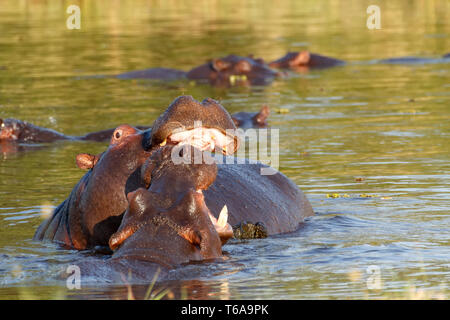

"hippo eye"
[114,129,123,140]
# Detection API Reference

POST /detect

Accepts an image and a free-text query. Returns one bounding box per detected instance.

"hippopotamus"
[117,55,282,86]
[231,105,270,129]
[0,117,151,144]
[77,146,224,282]
[34,95,313,251]
[269,51,345,71]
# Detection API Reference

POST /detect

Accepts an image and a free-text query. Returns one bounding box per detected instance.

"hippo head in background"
[232,105,270,129]
[109,145,228,266]
[0,118,28,141]
[269,51,345,71]
[34,125,152,249]
[150,95,239,156]
[0,118,69,143]
[186,55,282,86]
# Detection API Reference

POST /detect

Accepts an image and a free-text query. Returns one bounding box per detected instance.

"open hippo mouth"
[150,96,239,155]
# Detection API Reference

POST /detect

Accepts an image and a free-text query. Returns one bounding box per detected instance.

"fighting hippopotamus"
[77,146,225,282]
[34,95,313,251]
[117,54,282,86]
[269,51,346,71]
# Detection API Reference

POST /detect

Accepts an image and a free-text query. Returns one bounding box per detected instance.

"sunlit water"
[0,0,449,299]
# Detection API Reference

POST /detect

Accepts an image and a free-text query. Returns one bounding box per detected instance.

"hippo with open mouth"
[34,95,313,251]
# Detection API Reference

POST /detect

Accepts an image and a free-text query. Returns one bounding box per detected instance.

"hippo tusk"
[160,139,167,146]
[217,205,228,229]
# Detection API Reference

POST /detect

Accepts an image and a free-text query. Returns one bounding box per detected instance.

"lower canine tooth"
[217,205,228,228]
[160,139,167,146]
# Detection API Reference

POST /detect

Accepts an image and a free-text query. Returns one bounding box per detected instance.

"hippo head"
[269,51,312,69]
[150,95,239,156]
[269,51,345,71]
[108,145,229,266]
[186,55,281,86]
[0,118,25,141]
[67,125,152,248]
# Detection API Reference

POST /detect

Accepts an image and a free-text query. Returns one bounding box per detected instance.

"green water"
[0,0,449,299]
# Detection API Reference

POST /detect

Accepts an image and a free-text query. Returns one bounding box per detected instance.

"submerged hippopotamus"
[34,95,313,251]
[269,51,346,71]
[0,117,149,144]
[231,105,270,129]
[78,146,224,282]
[117,54,282,86]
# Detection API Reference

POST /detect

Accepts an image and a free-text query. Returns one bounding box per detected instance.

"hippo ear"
[291,51,311,66]
[253,105,270,125]
[211,59,231,72]
[76,153,99,170]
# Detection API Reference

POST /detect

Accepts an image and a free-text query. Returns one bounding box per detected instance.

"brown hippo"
[269,51,345,71]
[117,55,282,86]
[35,95,313,251]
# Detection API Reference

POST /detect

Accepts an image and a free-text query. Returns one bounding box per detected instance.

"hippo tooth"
[217,205,228,228]
[160,139,167,146]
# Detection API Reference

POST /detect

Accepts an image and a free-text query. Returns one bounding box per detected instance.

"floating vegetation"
[275,108,290,114]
